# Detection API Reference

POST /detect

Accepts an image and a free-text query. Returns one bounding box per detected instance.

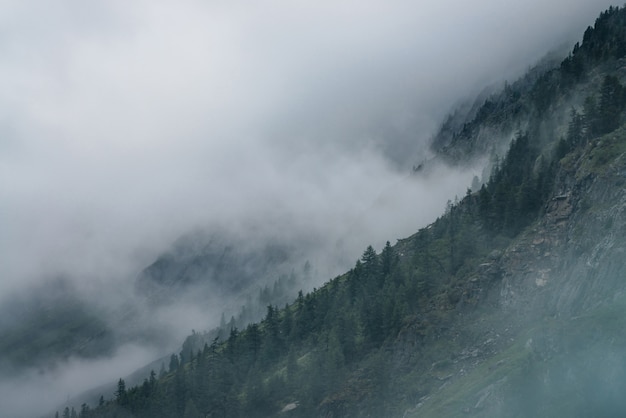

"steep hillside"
[432,5,626,168]
[55,6,626,418]
[410,125,626,418]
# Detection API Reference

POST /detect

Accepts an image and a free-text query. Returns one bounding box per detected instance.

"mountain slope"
[57,5,626,418]
[432,5,626,167]
[411,125,626,417]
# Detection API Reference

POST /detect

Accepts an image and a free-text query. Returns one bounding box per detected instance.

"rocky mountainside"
[401,126,626,417]
[55,6,626,418]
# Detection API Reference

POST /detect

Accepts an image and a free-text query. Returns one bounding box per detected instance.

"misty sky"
[0,1,618,416]
[1,0,614,295]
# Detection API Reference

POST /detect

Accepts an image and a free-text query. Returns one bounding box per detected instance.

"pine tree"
[79,404,89,418]
[246,323,261,363]
[115,378,127,404]
[567,108,584,146]
[598,74,624,134]
[380,241,393,277]
[361,245,381,289]
[169,353,180,373]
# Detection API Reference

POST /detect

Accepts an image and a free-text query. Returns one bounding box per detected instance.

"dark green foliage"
[477,132,551,236]
[560,6,626,80]
[173,263,310,363]
[568,107,585,147]
[81,146,547,416]
[598,74,626,134]
[67,6,626,418]
[115,378,126,405]
[434,5,626,165]
[571,75,626,141]
[556,75,626,162]
[168,353,179,373]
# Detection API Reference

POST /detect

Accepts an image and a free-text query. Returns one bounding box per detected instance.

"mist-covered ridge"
[432,5,626,168]
[1,2,624,418]
[48,5,626,418]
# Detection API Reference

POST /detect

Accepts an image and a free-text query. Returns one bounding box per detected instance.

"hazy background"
[0,0,616,416]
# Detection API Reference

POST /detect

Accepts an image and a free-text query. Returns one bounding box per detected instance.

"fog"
[0,0,616,416]
[0,344,159,418]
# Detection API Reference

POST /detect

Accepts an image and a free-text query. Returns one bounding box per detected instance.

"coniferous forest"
[52,5,626,418]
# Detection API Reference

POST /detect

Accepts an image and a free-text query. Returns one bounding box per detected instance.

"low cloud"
[0,344,159,418]
[0,0,613,289]
[0,0,616,414]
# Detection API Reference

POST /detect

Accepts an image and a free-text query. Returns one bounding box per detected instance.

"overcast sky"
[0,0,616,297]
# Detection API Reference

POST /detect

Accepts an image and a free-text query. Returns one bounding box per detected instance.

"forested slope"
[56,6,626,418]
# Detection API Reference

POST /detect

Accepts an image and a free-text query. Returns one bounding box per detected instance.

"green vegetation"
[62,140,550,416]
[57,5,626,418]
[434,6,626,166]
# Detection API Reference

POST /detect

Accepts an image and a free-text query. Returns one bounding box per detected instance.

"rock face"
[500,149,626,319]
[400,132,626,417]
